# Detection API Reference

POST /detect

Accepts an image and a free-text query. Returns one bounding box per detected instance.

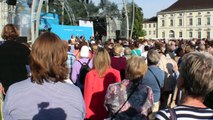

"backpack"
[78,59,91,85]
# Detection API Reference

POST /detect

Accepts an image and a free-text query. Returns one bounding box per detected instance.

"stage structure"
[0,0,77,43]
[30,0,76,43]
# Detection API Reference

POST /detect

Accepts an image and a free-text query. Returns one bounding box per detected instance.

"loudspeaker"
[6,0,17,5]
[16,37,28,44]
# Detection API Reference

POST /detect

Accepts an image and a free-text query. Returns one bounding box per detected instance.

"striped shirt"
[155,105,213,120]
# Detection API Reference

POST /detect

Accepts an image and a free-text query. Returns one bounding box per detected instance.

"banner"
[51,25,93,41]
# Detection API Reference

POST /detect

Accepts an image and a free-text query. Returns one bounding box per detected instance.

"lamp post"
[46,0,49,13]
[61,0,65,25]
[130,0,135,40]
[35,0,44,40]
[122,0,129,40]
[30,0,43,43]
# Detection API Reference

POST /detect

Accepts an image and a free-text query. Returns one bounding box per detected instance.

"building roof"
[144,17,157,23]
[160,0,213,13]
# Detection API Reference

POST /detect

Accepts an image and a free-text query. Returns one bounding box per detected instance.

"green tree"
[47,0,99,25]
[86,1,99,16]
[98,0,120,18]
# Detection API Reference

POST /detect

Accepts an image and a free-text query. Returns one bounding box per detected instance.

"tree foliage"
[47,0,99,25]
[99,0,120,18]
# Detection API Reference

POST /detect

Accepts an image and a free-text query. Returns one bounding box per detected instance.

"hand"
[0,83,5,95]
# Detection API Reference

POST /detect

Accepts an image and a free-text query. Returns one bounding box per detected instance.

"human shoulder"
[57,82,82,95]
[155,109,170,120]
[108,67,120,73]
[108,79,129,88]
[9,78,31,87]
[106,80,129,98]
[6,78,32,96]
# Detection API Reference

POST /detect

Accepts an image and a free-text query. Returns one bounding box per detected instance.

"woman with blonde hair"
[111,44,127,80]
[84,47,121,120]
[3,32,85,120]
[105,56,154,120]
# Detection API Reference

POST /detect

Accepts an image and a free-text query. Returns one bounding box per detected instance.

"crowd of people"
[0,23,213,120]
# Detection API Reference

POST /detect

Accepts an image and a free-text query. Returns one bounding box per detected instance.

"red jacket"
[84,67,121,120]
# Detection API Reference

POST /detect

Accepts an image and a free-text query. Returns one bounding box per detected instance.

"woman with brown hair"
[0,24,30,93]
[3,32,85,120]
[84,47,121,120]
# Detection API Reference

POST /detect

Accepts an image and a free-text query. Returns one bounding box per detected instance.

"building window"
[207,17,210,25]
[179,31,183,38]
[149,24,151,28]
[144,24,147,28]
[171,14,173,17]
[153,24,155,28]
[207,31,210,39]
[189,31,193,38]
[162,31,165,38]
[149,31,151,35]
[169,30,175,38]
[179,19,182,26]
[189,13,192,15]
[153,30,156,35]
[170,19,174,26]
[198,31,201,39]
[179,13,182,16]
[207,11,210,14]
[162,20,165,27]
[198,12,201,15]
[198,18,201,25]
[189,18,193,26]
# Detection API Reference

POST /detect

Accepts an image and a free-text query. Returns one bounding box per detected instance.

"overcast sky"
[92,0,177,18]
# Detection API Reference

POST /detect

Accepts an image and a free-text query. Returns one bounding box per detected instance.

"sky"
[92,0,177,18]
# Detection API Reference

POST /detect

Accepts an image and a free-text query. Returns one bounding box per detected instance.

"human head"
[93,47,111,77]
[1,24,19,40]
[80,45,90,58]
[30,32,68,84]
[144,46,150,51]
[155,42,165,54]
[124,47,132,56]
[91,43,98,53]
[147,49,161,66]
[113,44,123,56]
[126,56,147,80]
[185,45,195,53]
[168,40,176,52]
[198,44,206,52]
[180,52,213,98]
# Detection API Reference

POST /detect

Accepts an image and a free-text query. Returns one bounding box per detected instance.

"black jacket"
[0,40,30,92]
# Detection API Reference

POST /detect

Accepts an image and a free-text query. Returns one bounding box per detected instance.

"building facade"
[143,0,213,40]
[143,17,157,39]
